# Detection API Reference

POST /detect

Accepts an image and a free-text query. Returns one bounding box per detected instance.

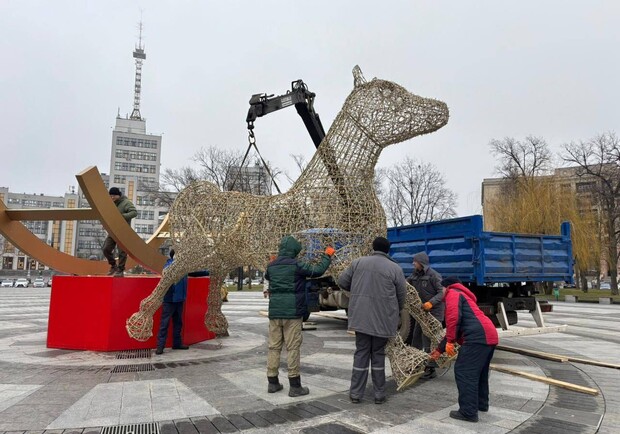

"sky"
[0,1,618,216]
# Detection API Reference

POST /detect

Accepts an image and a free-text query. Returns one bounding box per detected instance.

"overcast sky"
[1,1,618,216]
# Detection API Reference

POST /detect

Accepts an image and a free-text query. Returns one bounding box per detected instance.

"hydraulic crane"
[246,79,326,148]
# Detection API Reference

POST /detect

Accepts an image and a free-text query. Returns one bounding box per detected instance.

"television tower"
[130,21,146,120]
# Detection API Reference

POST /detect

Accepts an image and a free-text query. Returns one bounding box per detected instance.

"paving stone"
[189,416,219,434]
[300,422,364,433]
[255,410,287,425]
[283,405,316,419]
[306,400,342,413]
[224,414,254,431]
[296,402,328,416]
[271,407,303,422]
[239,412,271,428]
[208,416,238,433]
[173,419,198,434]
[159,421,179,434]
[537,405,603,427]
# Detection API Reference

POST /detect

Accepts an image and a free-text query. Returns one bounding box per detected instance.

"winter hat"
[372,237,391,254]
[441,277,462,287]
[108,187,122,196]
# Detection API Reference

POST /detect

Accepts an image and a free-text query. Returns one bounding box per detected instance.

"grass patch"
[536,288,615,302]
[223,283,264,292]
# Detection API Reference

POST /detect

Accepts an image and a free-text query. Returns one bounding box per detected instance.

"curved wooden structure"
[0,166,167,275]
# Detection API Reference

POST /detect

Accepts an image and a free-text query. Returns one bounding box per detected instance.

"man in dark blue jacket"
[155,249,209,355]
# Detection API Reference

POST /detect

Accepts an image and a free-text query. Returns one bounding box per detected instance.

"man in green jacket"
[102,187,137,277]
[265,235,335,397]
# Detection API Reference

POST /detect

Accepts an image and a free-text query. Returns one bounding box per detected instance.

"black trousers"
[157,301,184,348]
[454,343,495,419]
[102,235,128,270]
[350,332,388,400]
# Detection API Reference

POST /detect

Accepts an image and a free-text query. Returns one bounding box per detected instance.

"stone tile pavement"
[0,288,617,433]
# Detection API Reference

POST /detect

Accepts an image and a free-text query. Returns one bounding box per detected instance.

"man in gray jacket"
[337,237,407,404]
[407,251,444,379]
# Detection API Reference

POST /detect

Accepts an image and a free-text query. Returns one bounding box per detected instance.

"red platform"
[47,275,215,351]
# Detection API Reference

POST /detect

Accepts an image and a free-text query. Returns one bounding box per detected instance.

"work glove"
[422,302,433,311]
[325,246,336,256]
[446,342,456,357]
[429,350,441,361]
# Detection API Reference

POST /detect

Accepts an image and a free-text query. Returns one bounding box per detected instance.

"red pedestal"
[47,275,215,351]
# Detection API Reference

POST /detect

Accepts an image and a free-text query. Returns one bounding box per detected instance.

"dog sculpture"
[126,66,450,362]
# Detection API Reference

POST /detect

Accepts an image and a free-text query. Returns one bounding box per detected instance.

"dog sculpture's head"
[344,66,449,148]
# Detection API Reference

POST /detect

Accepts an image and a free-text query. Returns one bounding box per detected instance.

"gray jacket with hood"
[337,251,407,338]
[407,252,445,321]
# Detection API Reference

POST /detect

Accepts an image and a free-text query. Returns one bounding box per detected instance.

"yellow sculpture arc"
[0,166,167,275]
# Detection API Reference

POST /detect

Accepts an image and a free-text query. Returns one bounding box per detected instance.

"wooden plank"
[496,345,569,363]
[498,345,620,369]
[564,356,620,370]
[312,312,348,321]
[490,364,599,396]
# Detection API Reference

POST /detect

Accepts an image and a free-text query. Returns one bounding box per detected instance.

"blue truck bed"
[387,215,573,286]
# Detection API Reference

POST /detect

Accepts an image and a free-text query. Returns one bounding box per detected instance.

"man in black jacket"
[406,251,444,379]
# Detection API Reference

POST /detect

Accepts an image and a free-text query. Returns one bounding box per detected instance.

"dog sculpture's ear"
[353,65,367,87]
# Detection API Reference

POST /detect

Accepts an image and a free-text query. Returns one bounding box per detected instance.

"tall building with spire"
[75,23,167,260]
[109,22,166,240]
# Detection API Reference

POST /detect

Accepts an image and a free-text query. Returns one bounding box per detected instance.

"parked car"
[0,279,13,288]
[33,277,46,288]
[600,282,611,290]
[14,278,30,288]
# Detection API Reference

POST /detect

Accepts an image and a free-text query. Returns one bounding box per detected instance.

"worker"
[155,249,209,355]
[406,251,444,379]
[265,236,335,397]
[337,236,407,404]
[430,277,498,423]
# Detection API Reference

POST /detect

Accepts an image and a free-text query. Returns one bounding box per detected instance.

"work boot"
[288,376,309,397]
[107,265,118,276]
[113,268,124,277]
[155,347,164,355]
[449,410,478,422]
[267,376,283,393]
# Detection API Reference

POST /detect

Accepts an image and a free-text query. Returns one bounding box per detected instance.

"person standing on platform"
[155,249,209,355]
[406,251,445,379]
[265,236,334,397]
[102,187,137,277]
[429,277,499,423]
[337,237,407,404]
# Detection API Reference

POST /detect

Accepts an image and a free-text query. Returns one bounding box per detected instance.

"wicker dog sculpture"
[126,66,450,387]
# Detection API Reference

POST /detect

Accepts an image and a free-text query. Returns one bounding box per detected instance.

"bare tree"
[562,132,620,295]
[380,158,457,226]
[490,136,553,181]
[140,145,284,206]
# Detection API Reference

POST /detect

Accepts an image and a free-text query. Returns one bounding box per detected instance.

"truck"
[387,215,574,331]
